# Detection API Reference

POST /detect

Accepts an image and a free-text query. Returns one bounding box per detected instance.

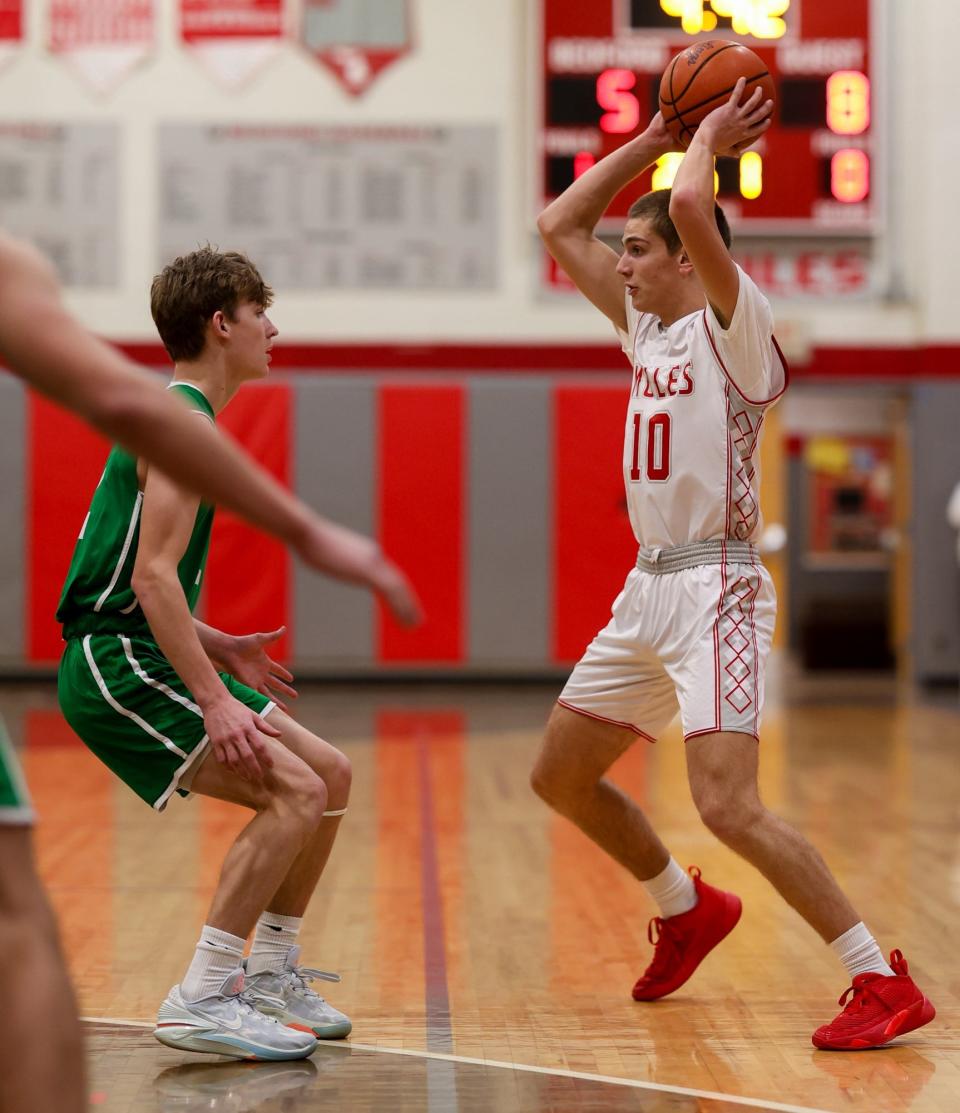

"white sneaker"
[245,945,352,1039]
[153,968,318,1060]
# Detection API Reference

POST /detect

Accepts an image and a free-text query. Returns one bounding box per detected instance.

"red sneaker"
[812,950,935,1050]
[631,867,741,1001]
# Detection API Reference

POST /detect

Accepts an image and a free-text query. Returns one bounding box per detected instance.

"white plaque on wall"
[158,124,497,289]
[0,123,118,286]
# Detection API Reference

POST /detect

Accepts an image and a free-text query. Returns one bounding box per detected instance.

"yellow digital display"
[739,151,763,199]
[650,153,721,197]
[659,0,789,39]
[826,71,870,136]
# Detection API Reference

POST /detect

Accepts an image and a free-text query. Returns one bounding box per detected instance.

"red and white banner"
[301,0,412,97]
[49,0,154,94]
[0,0,22,72]
[181,0,284,88]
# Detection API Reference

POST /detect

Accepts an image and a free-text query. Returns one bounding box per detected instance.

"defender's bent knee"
[275,769,328,832]
[323,750,352,810]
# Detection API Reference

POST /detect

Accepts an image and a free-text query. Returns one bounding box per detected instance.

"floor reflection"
[89,1024,799,1113]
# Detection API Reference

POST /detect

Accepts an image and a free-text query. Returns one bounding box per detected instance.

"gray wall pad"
[910,383,960,681]
[293,376,375,667]
[468,378,550,667]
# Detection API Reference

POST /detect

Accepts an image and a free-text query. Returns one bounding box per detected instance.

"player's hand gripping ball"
[659,40,775,149]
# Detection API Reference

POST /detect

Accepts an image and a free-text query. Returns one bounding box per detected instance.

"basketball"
[659,40,775,149]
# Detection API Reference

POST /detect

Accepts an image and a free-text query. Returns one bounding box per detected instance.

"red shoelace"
[639,916,682,980]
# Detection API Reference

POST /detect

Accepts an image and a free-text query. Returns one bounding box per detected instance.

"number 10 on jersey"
[630,412,672,482]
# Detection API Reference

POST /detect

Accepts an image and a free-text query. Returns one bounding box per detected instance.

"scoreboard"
[538,0,878,236]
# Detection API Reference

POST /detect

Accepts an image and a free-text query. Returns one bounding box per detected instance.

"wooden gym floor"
[3,667,958,1112]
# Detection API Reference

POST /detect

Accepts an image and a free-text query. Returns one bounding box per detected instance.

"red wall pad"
[378,385,464,663]
[552,385,637,664]
[28,397,111,663]
[205,383,291,659]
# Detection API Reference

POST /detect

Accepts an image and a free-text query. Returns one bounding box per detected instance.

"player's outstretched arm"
[537,117,680,330]
[296,516,423,628]
[0,233,318,552]
[668,79,772,327]
[0,232,421,615]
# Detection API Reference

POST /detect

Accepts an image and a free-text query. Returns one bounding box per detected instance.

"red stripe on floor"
[378,385,464,662]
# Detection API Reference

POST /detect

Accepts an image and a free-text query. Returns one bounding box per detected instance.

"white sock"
[642,857,697,919]
[180,925,245,1002]
[830,922,894,979]
[246,912,302,976]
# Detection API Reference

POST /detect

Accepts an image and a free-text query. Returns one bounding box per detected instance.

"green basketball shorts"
[58,633,273,811]
[0,716,33,825]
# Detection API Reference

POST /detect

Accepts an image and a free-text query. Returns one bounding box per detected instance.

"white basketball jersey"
[615,265,788,550]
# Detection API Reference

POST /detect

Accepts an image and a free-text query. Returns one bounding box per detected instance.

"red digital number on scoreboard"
[539,0,875,235]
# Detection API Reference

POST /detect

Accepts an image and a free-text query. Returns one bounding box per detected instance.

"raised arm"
[0,232,420,625]
[537,117,679,330]
[668,80,772,328]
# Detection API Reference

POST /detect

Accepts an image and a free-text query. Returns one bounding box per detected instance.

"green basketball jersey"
[56,383,216,640]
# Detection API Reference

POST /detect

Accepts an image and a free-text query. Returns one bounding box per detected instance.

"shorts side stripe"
[120,635,203,718]
[557,700,656,743]
[82,635,188,760]
[0,719,33,818]
[712,552,727,731]
[749,564,761,735]
[154,737,210,812]
[0,807,35,824]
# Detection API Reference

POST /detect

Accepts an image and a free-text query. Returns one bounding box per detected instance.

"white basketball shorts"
[559,558,776,742]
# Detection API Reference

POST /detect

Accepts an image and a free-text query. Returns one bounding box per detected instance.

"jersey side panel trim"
[701,311,789,407]
[93,492,143,611]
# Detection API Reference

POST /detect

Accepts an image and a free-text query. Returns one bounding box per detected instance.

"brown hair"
[627,189,731,253]
[150,246,273,362]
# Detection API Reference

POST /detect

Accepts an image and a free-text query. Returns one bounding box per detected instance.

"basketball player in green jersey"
[0,234,420,1106]
[55,245,420,1061]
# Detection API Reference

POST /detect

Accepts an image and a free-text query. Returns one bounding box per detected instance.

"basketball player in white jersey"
[0,231,420,1111]
[531,81,934,1049]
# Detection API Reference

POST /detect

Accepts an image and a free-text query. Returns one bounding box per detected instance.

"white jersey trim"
[93,492,143,612]
[166,381,216,426]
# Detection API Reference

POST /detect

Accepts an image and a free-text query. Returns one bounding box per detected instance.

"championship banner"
[301,0,412,97]
[48,0,154,94]
[181,0,284,88]
[0,0,22,72]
